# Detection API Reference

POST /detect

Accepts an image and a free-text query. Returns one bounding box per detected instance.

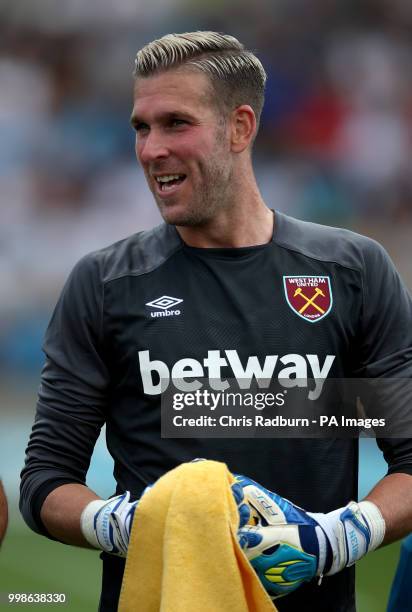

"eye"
[171,119,187,128]
[133,122,149,134]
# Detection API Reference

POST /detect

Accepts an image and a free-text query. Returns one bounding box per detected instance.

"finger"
[231,483,245,505]
[238,502,251,528]
[112,491,130,514]
[238,527,263,548]
[109,514,127,553]
[124,504,138,536]
[238,532,249,549]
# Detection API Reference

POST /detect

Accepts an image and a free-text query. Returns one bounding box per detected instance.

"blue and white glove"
[80,490,146,556]
[79,477,250,558]
[236,476,385,599]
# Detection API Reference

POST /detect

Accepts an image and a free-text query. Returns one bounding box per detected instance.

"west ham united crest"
[283,276,332,323]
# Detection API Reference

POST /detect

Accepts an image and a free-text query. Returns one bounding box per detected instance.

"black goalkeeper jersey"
[21,211,412,612]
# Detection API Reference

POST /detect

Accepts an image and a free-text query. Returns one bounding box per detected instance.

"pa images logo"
[283,276,332,323]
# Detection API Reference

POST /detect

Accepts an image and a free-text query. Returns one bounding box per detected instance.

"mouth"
[154,174,187,197]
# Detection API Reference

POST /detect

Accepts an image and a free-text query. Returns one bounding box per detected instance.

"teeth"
[156,174,182,183]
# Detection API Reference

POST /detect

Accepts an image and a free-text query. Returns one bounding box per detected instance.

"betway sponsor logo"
[138,350,335,400]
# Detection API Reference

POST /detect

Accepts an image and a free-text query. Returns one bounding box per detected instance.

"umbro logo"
[146,295,183,318]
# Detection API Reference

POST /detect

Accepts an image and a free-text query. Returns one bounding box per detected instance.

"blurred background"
[1,0,411,609]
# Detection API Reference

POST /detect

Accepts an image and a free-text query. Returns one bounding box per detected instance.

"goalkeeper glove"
[80,479,250,558]
[80,490,146,556]
[237,476,385,599]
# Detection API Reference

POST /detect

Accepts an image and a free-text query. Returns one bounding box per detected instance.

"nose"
[137,128,169,165]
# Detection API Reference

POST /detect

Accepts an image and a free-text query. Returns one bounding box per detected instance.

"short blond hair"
[134,31,266,127]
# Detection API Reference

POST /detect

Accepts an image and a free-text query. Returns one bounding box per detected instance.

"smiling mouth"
[155,174,187,193]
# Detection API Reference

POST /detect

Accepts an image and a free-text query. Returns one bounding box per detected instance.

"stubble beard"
[154,149,234,228]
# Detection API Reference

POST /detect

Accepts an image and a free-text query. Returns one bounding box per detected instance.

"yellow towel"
[118,460,276,612]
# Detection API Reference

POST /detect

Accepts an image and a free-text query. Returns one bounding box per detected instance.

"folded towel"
[118,460,276,612]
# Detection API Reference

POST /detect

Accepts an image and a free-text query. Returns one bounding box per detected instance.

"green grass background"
[0,511,101,611]
[0,506,401,611]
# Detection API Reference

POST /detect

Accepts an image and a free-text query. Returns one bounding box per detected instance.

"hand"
[80,488,150,556]
[236,475,323,598]
[236,476,385,599]
[80,463,251,558]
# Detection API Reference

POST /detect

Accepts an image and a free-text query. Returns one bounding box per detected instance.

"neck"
[176,168,274,248]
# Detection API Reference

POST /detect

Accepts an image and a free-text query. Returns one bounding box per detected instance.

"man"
[20,32,412,611]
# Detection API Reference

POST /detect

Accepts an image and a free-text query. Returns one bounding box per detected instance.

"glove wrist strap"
[358,500,385,552]
[80,499,106,549]
[311,500,386,576]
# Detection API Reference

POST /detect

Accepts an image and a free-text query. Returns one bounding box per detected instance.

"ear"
[230,105,257,153]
